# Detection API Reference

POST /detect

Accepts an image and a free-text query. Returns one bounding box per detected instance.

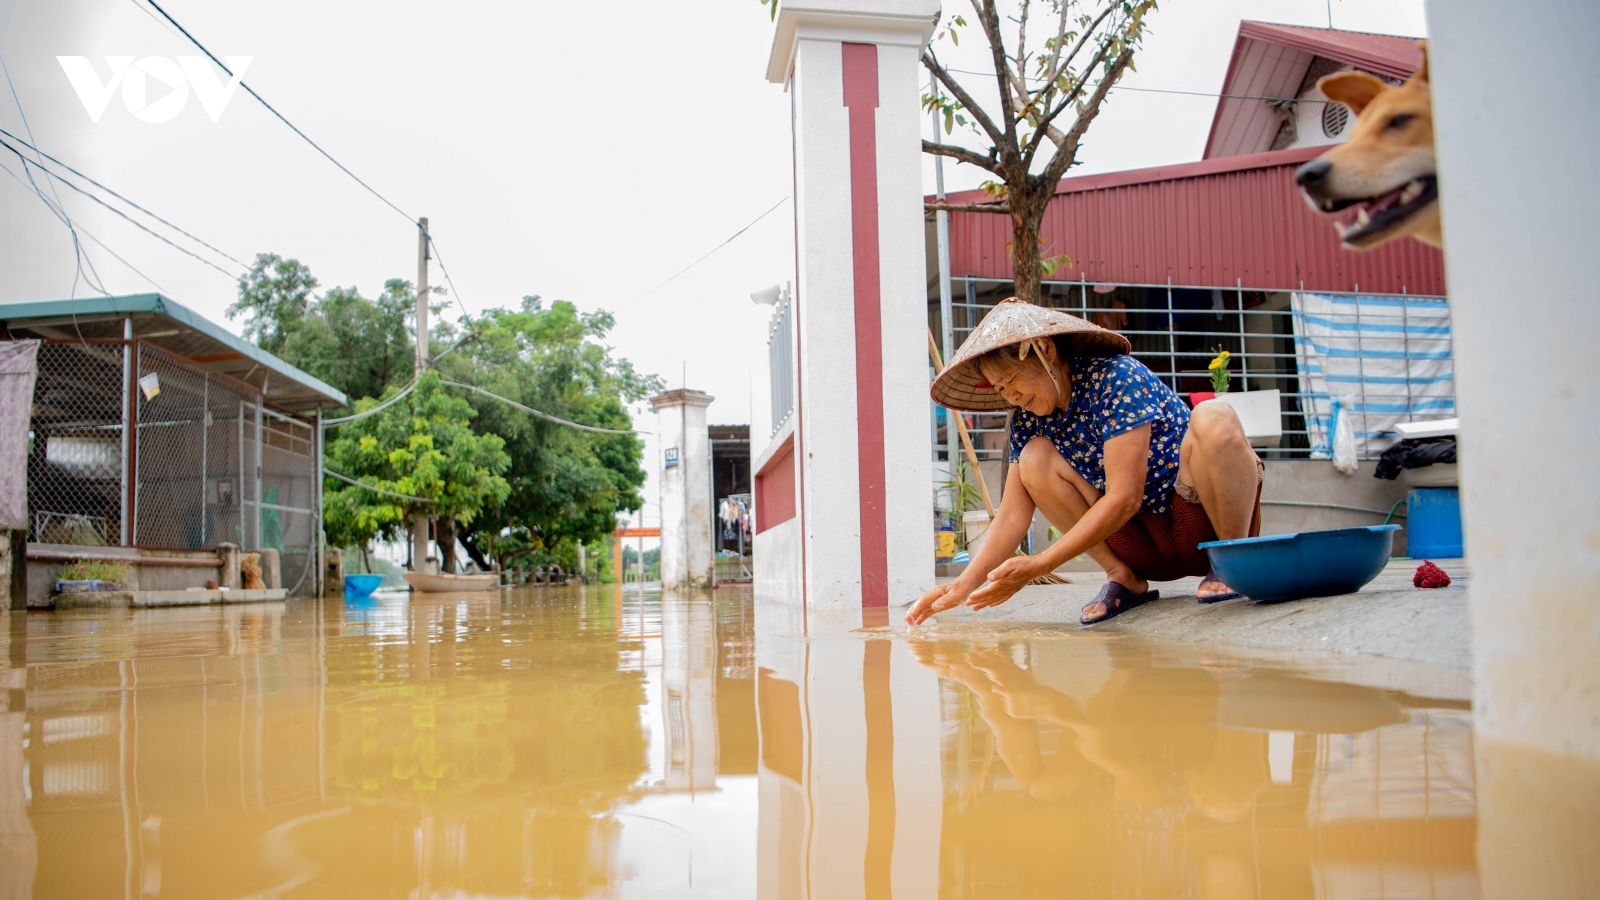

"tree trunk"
[436,517,457,573]
[1008,179,1051,304]
[459,533,493,572]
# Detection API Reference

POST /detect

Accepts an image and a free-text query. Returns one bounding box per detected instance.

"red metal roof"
[1237,21,1423,80]
[939,145,1446,295]
[1203,22,1425,158]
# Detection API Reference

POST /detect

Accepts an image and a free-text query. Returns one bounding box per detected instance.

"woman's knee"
[1017,437,1061,488]
[1189,401,1249,448]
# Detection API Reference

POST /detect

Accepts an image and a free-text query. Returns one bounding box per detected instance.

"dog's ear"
[1413,40,1430,83]
[1317,71,1386,116]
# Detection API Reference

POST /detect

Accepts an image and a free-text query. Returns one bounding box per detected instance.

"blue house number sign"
[665,447,680,468]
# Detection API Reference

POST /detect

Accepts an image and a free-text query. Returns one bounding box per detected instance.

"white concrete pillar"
[652,390,714,588]
[1427,0,1600,762]
[763,0,938,609]
[1428,7,1600,896]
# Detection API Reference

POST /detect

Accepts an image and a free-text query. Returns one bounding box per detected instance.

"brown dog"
[1294,43,1441,250]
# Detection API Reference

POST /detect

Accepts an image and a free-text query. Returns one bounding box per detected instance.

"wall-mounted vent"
[1322,102,1351,138]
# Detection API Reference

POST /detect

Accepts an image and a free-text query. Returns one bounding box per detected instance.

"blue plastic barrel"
[1406,487,1463,559]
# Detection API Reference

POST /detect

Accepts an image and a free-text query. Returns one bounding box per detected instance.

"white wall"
[1426,0,1600,760]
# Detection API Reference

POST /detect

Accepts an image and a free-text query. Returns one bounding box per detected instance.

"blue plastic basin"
[344,574,385,598]
[1198,525,1401,603]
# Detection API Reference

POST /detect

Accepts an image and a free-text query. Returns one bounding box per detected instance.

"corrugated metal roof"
[0,293,348,410]
[1238,22,1424,80]
[940,145,1446,296]
[1204,22,1425,159]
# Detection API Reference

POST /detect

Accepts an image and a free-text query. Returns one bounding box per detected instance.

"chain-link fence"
[28,341,126,545]
[27,340,320,594]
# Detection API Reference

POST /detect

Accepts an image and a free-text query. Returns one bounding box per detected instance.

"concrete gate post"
[652,390,715,588]
[1428,5,1600,895]
[762,0,938,609]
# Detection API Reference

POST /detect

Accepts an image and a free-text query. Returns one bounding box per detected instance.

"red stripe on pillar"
[842,42,888,608]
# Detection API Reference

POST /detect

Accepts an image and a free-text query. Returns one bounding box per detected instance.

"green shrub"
[57,559,130,585]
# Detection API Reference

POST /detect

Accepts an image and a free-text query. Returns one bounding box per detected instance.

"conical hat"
[931,298,1132,412]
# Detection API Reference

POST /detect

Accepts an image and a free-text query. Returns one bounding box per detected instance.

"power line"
[425,231,473,323]
[138,1,485,332]
[441,380,645,435]
[634,197,789,302]
[140,0,414,223]
[939,67,1330,104]
[323,468,434,505]
[0,48,108,300]
[0,157,170,293]
[0,126,250,269]
[0,137,244,280]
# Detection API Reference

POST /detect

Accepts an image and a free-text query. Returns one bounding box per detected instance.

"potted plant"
[55,559,131,593]
[1193,348,1283,448]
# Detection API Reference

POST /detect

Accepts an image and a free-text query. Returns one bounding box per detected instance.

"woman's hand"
[967,555,1045,611]
[905,582,970,626]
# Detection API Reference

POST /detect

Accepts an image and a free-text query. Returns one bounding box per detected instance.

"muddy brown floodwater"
[0,585,1506,897]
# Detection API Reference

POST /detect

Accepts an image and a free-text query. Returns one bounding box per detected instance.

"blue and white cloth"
[1291,292,1455,458]
[1008,355,1190,514]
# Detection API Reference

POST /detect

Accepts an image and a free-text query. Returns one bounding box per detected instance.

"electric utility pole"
[412,217,430,572]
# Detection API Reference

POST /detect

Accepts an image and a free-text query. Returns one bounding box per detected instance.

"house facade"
[922,22,1447,548]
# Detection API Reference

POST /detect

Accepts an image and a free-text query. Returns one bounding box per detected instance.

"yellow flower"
[1208,357,1223,370]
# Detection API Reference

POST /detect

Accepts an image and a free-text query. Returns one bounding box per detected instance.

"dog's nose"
[1295,159,1331,188]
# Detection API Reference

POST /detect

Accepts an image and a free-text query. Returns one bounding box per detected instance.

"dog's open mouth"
[1317,176,1438,246]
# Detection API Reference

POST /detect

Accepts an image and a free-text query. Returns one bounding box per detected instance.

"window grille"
[934,278,1453,463]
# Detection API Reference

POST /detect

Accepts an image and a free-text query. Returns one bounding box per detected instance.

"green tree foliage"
[436,296,660,570]
[323,371,511,571]
[232,254,654,572]
[230,254,418,408]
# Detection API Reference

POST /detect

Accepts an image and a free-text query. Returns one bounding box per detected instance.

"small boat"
[402,571,499,593]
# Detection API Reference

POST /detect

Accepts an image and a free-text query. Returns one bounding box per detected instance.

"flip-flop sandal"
[1197,568,1241,604]
[1080,582,1159,625]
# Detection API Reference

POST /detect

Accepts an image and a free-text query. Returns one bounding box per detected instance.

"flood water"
[0,586,1490,898]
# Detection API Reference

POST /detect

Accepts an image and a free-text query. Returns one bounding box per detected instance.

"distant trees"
[230,255,654,573]
[230,253,416,408]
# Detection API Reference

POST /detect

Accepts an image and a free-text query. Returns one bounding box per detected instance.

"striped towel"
[1291,293,1455,459]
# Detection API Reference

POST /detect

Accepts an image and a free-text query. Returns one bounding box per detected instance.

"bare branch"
[1039,1,1074,96]
[922,139,1002,173]
[1039,47,1133,187]
[1025,37,1115,165]
[1016,0,1031,97]
[922,51,1007,150]
[972,0,1022,166]
[925,200,1012,214]
[1042,2,1118,96]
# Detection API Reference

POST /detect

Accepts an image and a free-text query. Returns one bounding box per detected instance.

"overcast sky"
[0,0,1425,532]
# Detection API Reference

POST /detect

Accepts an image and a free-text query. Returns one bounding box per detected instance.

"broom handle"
[928,330,996,518]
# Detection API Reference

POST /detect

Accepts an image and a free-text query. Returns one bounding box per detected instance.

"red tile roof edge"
[933,144,1326,206]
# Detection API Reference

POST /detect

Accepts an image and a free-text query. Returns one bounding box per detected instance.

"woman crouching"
[907,298,1264,626]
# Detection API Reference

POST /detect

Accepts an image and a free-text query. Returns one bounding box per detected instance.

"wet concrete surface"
[0,581,1578,897]
[928,558,1471,677]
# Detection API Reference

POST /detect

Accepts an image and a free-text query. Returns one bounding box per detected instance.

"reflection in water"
[0,586,1542,897]
[901,640,1476,898]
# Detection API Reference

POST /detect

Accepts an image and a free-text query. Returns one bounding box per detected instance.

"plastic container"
[963,511,992,560]
[344,574,385,598]
[1198,525,1401,603]
[1406,487,1463,559]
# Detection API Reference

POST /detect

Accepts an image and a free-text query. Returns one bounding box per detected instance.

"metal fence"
[27,339,319,593]
[939,277,1454,461]
[768,292,794,437]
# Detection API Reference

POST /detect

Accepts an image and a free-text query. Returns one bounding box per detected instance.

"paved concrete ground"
[918,558,1472,699]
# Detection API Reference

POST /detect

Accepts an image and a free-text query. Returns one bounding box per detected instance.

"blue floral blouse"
[1007,355,1190,514]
